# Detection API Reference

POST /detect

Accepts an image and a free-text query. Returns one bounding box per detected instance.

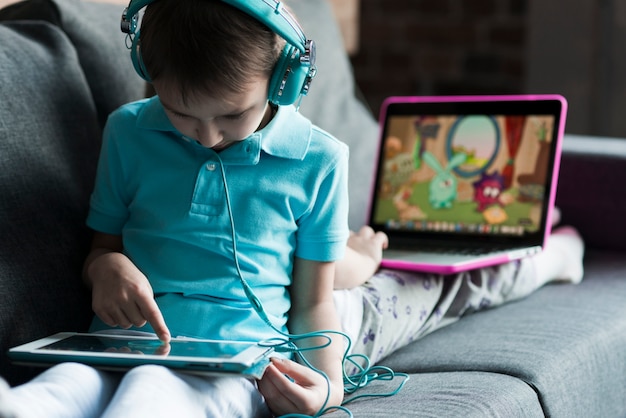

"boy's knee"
[41,363,118,399]
[44,362,106,384]
[123,364,172,381]
[50,361,94,374]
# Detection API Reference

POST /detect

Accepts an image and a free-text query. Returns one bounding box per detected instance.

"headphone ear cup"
[268,44,310,106]
[130,31,152,82]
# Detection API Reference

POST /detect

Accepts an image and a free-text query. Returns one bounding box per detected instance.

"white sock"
[0,376,19,418]
[532,226,585,287]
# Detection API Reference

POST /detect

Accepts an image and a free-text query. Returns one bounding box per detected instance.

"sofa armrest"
[556,134,626,251]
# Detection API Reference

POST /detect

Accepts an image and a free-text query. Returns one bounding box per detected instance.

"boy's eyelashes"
[168,110,247,121]
[223,111,247,120]
[170,111,189,119]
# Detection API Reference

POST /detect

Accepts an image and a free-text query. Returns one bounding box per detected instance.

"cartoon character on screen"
[473,171,510,224]
[381,136,414,198]
[473,171,506,212]
[393,184,427,221]
[422,151,467,209]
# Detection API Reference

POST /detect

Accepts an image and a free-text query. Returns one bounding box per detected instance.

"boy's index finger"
[139,298,171,343]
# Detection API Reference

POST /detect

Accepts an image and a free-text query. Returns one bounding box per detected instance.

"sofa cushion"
[380,253,626,417]
[0,21,101,384]
[330,371,543,417]
[0,0,60,24]
[0,0,147,128]
[286,0,380,230]
[49,0,147,127]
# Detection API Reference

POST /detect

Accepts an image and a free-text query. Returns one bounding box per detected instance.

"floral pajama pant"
[334,258,540,370]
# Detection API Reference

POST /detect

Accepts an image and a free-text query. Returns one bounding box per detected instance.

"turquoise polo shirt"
[87,97,349,342]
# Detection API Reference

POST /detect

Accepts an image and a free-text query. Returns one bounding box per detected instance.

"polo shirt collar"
[136,96,312,163]
[258,104,311,160]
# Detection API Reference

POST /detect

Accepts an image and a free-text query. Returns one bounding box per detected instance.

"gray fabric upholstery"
[49,0,147,127]
[1,1,626,417]
[380,264,626,416]
[333,371,544,417]
[0,0,146,128]
[0,21,99,382]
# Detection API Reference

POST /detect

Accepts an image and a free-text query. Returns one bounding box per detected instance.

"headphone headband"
[221,0,307,51]
[121,0,316,106]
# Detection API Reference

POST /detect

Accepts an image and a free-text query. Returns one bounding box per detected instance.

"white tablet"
[8,332,274,379]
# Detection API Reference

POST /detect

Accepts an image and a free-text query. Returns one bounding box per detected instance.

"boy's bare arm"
[334,227,389,289]
[259,258,344,415]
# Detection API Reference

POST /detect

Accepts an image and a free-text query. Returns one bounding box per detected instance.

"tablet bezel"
[8,332,274,377]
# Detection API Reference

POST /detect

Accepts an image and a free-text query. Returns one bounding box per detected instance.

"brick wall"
[351,0,528,116]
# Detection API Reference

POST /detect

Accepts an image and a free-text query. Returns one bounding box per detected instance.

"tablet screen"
[40,334,250,358]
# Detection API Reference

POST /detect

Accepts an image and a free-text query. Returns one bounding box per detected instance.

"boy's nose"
[196,121,222,148]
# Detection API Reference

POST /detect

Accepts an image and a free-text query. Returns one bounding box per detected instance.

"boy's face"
[154,77,271,151]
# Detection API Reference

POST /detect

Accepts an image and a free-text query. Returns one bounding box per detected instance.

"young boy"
[82,0,348,415]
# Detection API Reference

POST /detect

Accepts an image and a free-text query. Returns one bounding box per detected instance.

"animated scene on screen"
[373,114,556,236]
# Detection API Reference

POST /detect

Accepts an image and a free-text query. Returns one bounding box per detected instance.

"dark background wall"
[350,0,626,138]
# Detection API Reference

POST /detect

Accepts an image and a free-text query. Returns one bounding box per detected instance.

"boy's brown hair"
[140,0,285,102]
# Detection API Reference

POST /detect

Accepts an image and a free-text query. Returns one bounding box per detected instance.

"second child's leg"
[335,270,445,371]
[336,226,584,368]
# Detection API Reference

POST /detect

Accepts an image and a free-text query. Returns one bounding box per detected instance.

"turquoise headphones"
[120,0,317,106]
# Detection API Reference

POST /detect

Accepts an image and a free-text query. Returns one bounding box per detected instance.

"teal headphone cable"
[216,154,408,417]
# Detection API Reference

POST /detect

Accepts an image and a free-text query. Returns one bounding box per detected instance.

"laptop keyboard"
[393,244,507,256]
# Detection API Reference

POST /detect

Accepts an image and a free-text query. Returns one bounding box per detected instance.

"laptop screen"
[369,95,567,246]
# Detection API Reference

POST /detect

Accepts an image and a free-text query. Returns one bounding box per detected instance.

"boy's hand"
[258,357,341,416]
[87,252,171,343]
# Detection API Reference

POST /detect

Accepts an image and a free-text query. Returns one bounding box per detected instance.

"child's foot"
[548,226,585,284]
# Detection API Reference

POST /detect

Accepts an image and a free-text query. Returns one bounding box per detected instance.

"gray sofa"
[1,0,626,417]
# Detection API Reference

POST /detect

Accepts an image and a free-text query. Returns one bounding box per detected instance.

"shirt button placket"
[190,158,224,216]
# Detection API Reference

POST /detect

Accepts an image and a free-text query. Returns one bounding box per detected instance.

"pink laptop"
[368,95,567,274]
